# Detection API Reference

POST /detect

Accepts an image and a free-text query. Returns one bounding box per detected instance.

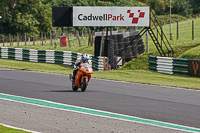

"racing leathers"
[72,57,92,81]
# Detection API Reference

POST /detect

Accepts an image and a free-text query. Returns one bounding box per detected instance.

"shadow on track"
[45,90,82,93]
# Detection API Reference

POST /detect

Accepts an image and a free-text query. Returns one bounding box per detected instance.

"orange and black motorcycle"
[69,63,93,92]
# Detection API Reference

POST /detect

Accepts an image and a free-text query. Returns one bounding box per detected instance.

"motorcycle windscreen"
[81,63,93,73]
[81,63,91,68]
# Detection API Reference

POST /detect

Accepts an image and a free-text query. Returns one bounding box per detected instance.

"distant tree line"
[0,0,199,35]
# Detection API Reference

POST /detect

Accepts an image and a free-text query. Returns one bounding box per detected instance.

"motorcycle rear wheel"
[72,82,78,91]
[81,78,87,92]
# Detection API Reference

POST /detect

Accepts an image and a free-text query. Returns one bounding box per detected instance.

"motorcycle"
[69,63,93,92]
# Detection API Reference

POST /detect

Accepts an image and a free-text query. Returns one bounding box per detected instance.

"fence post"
[33,33,35,46]
[91,30,94,46]
[25,33,27,46]
[177,21,179,40]
[54,28,57,48]
[164,22,165,31]
[76,30,81,47]
[66,31,71,48]
[50,31,52,46]
[12,35,13,46]
[41,32,43,46]
[174,23,175,39]
[9,34,11,46]
[17,33,19,46]
[192,20,194,40]
[59,31,62,47]
[45,33,46,44]
[88,28,92,46]
[3,35,5,47]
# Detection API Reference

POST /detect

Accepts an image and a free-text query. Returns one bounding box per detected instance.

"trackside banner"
[73,6,150,27]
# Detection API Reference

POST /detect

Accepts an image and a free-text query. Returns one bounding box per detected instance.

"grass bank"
[0,125,29,133]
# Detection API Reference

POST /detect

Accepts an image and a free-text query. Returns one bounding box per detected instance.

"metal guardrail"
[149,55,188,75]
[0,47,109,71]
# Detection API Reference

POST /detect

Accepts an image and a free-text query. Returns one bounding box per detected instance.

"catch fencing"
[0,47,109,71]
[149,55,188,75]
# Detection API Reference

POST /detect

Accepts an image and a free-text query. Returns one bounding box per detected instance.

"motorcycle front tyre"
[81,78,87,92]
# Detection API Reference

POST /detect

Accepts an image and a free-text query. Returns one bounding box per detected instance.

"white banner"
[73,6,150,27]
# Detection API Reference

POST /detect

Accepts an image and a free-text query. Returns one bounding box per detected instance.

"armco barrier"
[149,55,188,75]
[0,47,109,71]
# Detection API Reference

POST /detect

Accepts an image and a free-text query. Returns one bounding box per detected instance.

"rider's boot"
[72,69,77,82]
[72,76,75,82]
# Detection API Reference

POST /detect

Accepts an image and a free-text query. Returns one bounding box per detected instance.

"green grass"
[0,59,72,74]
[146,17,200,54]
[121,53,150,70]
[178,45,200,59]
[1,58,200,90]
[94,70,200,90]
[0,125,29,133]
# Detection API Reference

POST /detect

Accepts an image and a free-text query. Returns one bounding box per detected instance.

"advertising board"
[73,6,150,26]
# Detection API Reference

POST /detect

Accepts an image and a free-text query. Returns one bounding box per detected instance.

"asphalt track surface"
[0,68,200,132]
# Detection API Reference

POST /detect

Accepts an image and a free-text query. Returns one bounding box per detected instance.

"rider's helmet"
[82,53,90,62]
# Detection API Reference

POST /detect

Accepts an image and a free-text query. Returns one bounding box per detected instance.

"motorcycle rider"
[72,53,92,82]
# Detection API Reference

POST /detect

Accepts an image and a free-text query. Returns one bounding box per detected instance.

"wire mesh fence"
[0,30,92,47]
[154,19,200,41]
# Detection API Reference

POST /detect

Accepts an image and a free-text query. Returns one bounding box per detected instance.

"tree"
[146,0,170,15]
[0,0,53,34]
[189,0,200,14]
[36,3,52,33]
[172,0,193,17]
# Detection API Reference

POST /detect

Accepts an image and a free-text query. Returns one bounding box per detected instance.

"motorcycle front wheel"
[81,78,87,92]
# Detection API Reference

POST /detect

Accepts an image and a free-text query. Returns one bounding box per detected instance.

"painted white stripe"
[157,62,173,66]
[63,55,72,58]
[15,58,23,60]
[158,70,173,74]
[157,65,173,69]
[63,62,72,65]
[157,56,173,60]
